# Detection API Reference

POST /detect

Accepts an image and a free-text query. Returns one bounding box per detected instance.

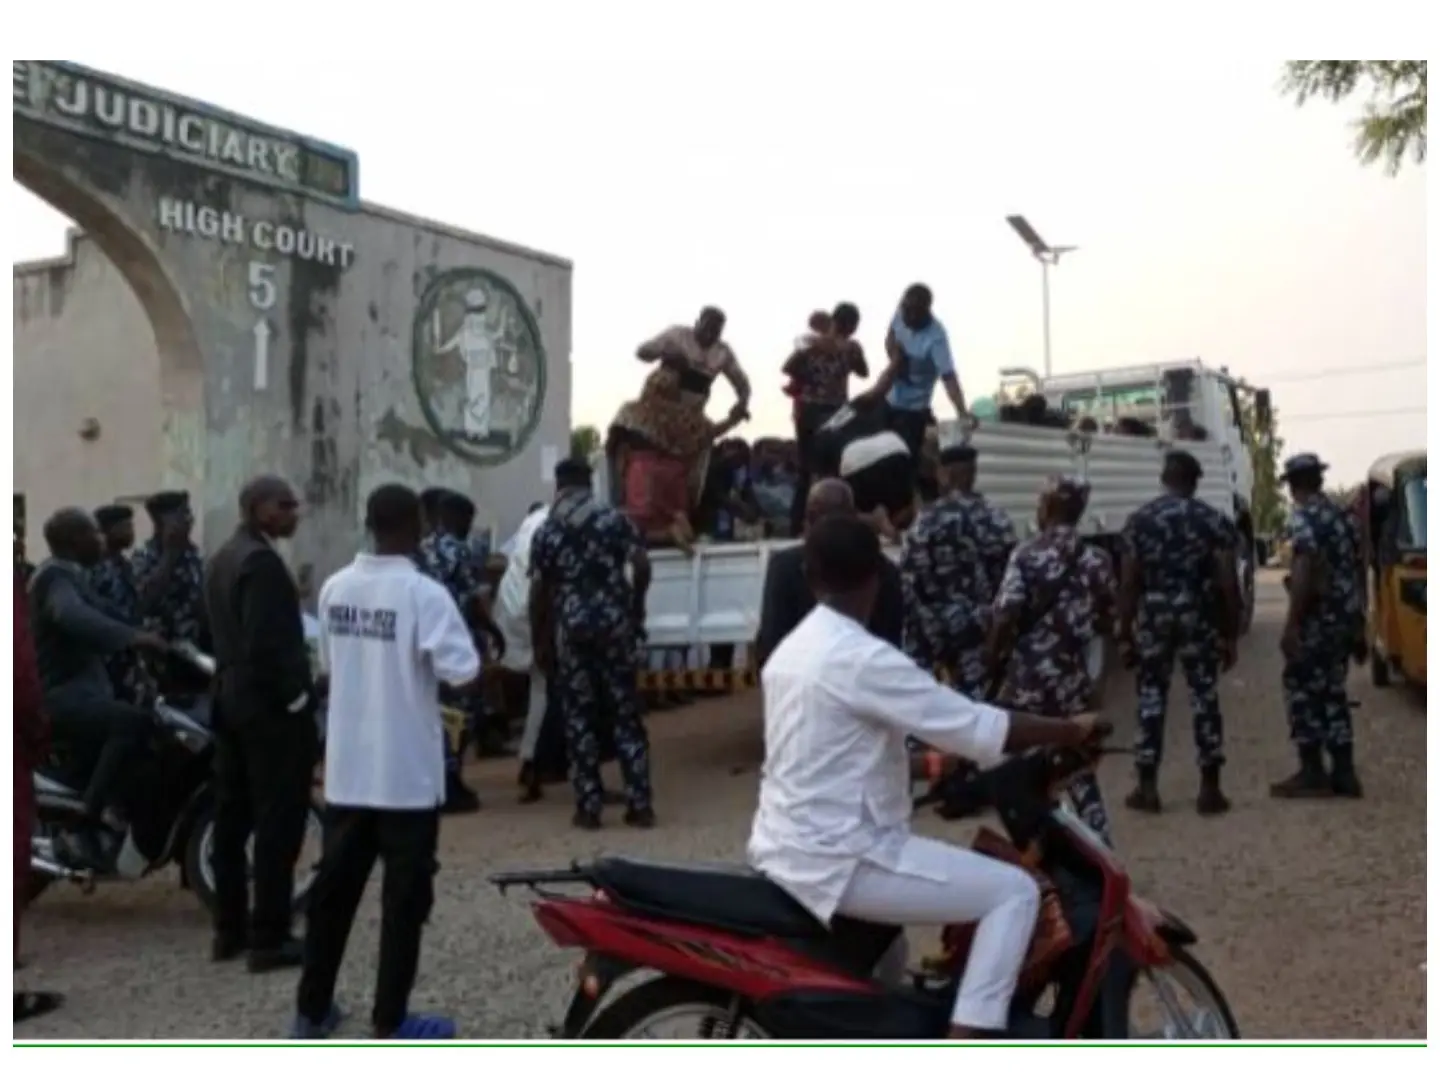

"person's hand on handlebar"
[132,630,168,652]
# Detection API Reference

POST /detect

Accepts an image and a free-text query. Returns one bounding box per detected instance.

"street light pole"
[1005,215,1077,378]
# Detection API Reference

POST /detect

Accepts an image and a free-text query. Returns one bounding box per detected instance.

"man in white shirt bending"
[749,516,1096,1039]
[292,484,481,1041]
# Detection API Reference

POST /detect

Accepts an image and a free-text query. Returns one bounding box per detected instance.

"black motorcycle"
[28,643,324,915]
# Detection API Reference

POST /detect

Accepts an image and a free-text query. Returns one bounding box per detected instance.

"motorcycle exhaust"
[31,855,97,894]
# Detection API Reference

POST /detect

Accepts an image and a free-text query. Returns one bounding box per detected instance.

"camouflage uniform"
[417,529,485,773]
[1283,495,1364,750]
[130,539,206,690]
[530,489,653,819]
[994,518,1117,845]
[88,552,154,705]
[900,491,1015,696]
[1123,494,1237,768]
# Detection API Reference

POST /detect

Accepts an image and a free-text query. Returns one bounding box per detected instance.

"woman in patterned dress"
[609,306,751,551]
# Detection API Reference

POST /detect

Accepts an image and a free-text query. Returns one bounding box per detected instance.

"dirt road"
[15,572,1426,1039]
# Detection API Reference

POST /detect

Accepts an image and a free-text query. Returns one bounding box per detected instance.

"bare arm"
[866,326,904,401]
[721,350,752,412]
[848,342,870,379]
[940,373,968,417]
[636,327,680,362]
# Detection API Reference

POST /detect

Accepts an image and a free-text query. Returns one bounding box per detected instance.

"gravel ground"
[15,571,1426,1040]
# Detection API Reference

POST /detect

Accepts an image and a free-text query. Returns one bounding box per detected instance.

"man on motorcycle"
[749,515,1097,1039]
[28,509,168,869]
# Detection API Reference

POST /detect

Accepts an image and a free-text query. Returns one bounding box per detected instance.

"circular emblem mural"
[412,268,547,466]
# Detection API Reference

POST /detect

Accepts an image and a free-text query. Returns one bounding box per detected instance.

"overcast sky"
[9,16,1428,484]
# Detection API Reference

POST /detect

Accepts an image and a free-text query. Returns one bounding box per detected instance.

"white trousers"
[836,835,1041,1031]
[519,671,548,762]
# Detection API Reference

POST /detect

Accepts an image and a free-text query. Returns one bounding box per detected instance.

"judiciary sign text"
[13,61,359,209]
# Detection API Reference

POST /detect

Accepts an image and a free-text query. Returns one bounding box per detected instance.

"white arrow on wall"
[253,319,272,391]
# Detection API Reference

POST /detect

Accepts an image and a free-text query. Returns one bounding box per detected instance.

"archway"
[12,60,573,587]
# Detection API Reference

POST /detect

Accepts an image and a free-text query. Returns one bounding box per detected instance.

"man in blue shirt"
[860,283,969,460]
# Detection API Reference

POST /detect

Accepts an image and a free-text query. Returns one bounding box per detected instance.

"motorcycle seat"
[590,856,827,939]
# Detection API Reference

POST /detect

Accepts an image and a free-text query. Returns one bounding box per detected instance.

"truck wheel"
[1237,542,1256,637]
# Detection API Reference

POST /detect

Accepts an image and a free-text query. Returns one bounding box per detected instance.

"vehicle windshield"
[1399,475,1427,550]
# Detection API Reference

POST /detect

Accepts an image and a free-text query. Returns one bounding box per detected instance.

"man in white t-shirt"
[292,485,480,1041]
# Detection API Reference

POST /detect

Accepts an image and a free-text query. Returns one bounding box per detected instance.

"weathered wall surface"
[13,233,164,553]
[13,62,571,590]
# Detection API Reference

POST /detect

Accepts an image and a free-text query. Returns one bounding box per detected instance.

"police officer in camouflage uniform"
[1117,452,1241,816]
[88,504,155,706]
[900,445,1015,696]
[417,490,493,814]
[1271,453,1367,799]
[988,475,1116,845]
[131,491,208,693]
[530,458,656,831]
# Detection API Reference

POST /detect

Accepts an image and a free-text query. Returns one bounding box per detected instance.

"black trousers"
[888,405,930,459]
[790,400,843,536]
[47,697,152,818]
[296,805,440,1034]
[212,709,317,949]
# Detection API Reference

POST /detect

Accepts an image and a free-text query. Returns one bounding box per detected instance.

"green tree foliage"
[570,424,601,461]
[1242,396,1287,536]
[1281,61,1427,174]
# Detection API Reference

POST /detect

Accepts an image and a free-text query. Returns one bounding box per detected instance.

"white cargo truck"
[599,360,1267,671]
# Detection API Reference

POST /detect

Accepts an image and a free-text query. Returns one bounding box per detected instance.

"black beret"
[144,490,189,518]
[95,504,134,530]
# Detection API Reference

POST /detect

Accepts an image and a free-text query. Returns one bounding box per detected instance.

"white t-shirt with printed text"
[317,553,481,809]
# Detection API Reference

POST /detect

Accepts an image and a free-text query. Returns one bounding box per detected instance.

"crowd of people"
[12,280,1371,1039]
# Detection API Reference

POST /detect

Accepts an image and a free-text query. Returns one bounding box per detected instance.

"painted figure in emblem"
[436,288,505,440]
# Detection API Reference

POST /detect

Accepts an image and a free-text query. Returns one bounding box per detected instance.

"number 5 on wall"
[248,261,277,311]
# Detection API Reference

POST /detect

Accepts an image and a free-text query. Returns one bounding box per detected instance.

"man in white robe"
[749,515,1096,1038]
[495,501,550,798]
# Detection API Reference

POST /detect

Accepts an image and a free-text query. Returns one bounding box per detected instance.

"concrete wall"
[15,113,572,591]
[13,232,164,555]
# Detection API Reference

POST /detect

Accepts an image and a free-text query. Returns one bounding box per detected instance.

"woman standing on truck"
[783,302,869,535]
[608,307,750,552]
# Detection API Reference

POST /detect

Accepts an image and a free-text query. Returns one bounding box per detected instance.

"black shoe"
[572,810,602,831]
[1123,767,1162,813]
[64,828,114,874]
[1328,746,1364,798]
[442,777,482,816]
[211,934,247,962]
[1196,765,1232,816]
[247,937,304,974]
[14,991,65,1023]
[624,807,656,829]
[1269,746,1332,799]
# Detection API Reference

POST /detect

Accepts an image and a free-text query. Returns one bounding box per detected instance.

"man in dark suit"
[756,478,904,668]
[204,476,317,972]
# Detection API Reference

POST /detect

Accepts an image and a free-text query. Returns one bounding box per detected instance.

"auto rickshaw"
[1360,452,1426,688]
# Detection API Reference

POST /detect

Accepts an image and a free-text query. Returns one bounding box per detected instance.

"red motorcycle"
[490,729,1240,1040]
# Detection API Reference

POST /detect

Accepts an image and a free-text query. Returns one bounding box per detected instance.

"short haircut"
[420,487,450,520]
[366,484,422,536]
[43,507,92,552]
[804,515,882,594]
[903,283,932,307]
[832,302,860,332]
[1163,450,1204,489]
[555,458,593,487]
